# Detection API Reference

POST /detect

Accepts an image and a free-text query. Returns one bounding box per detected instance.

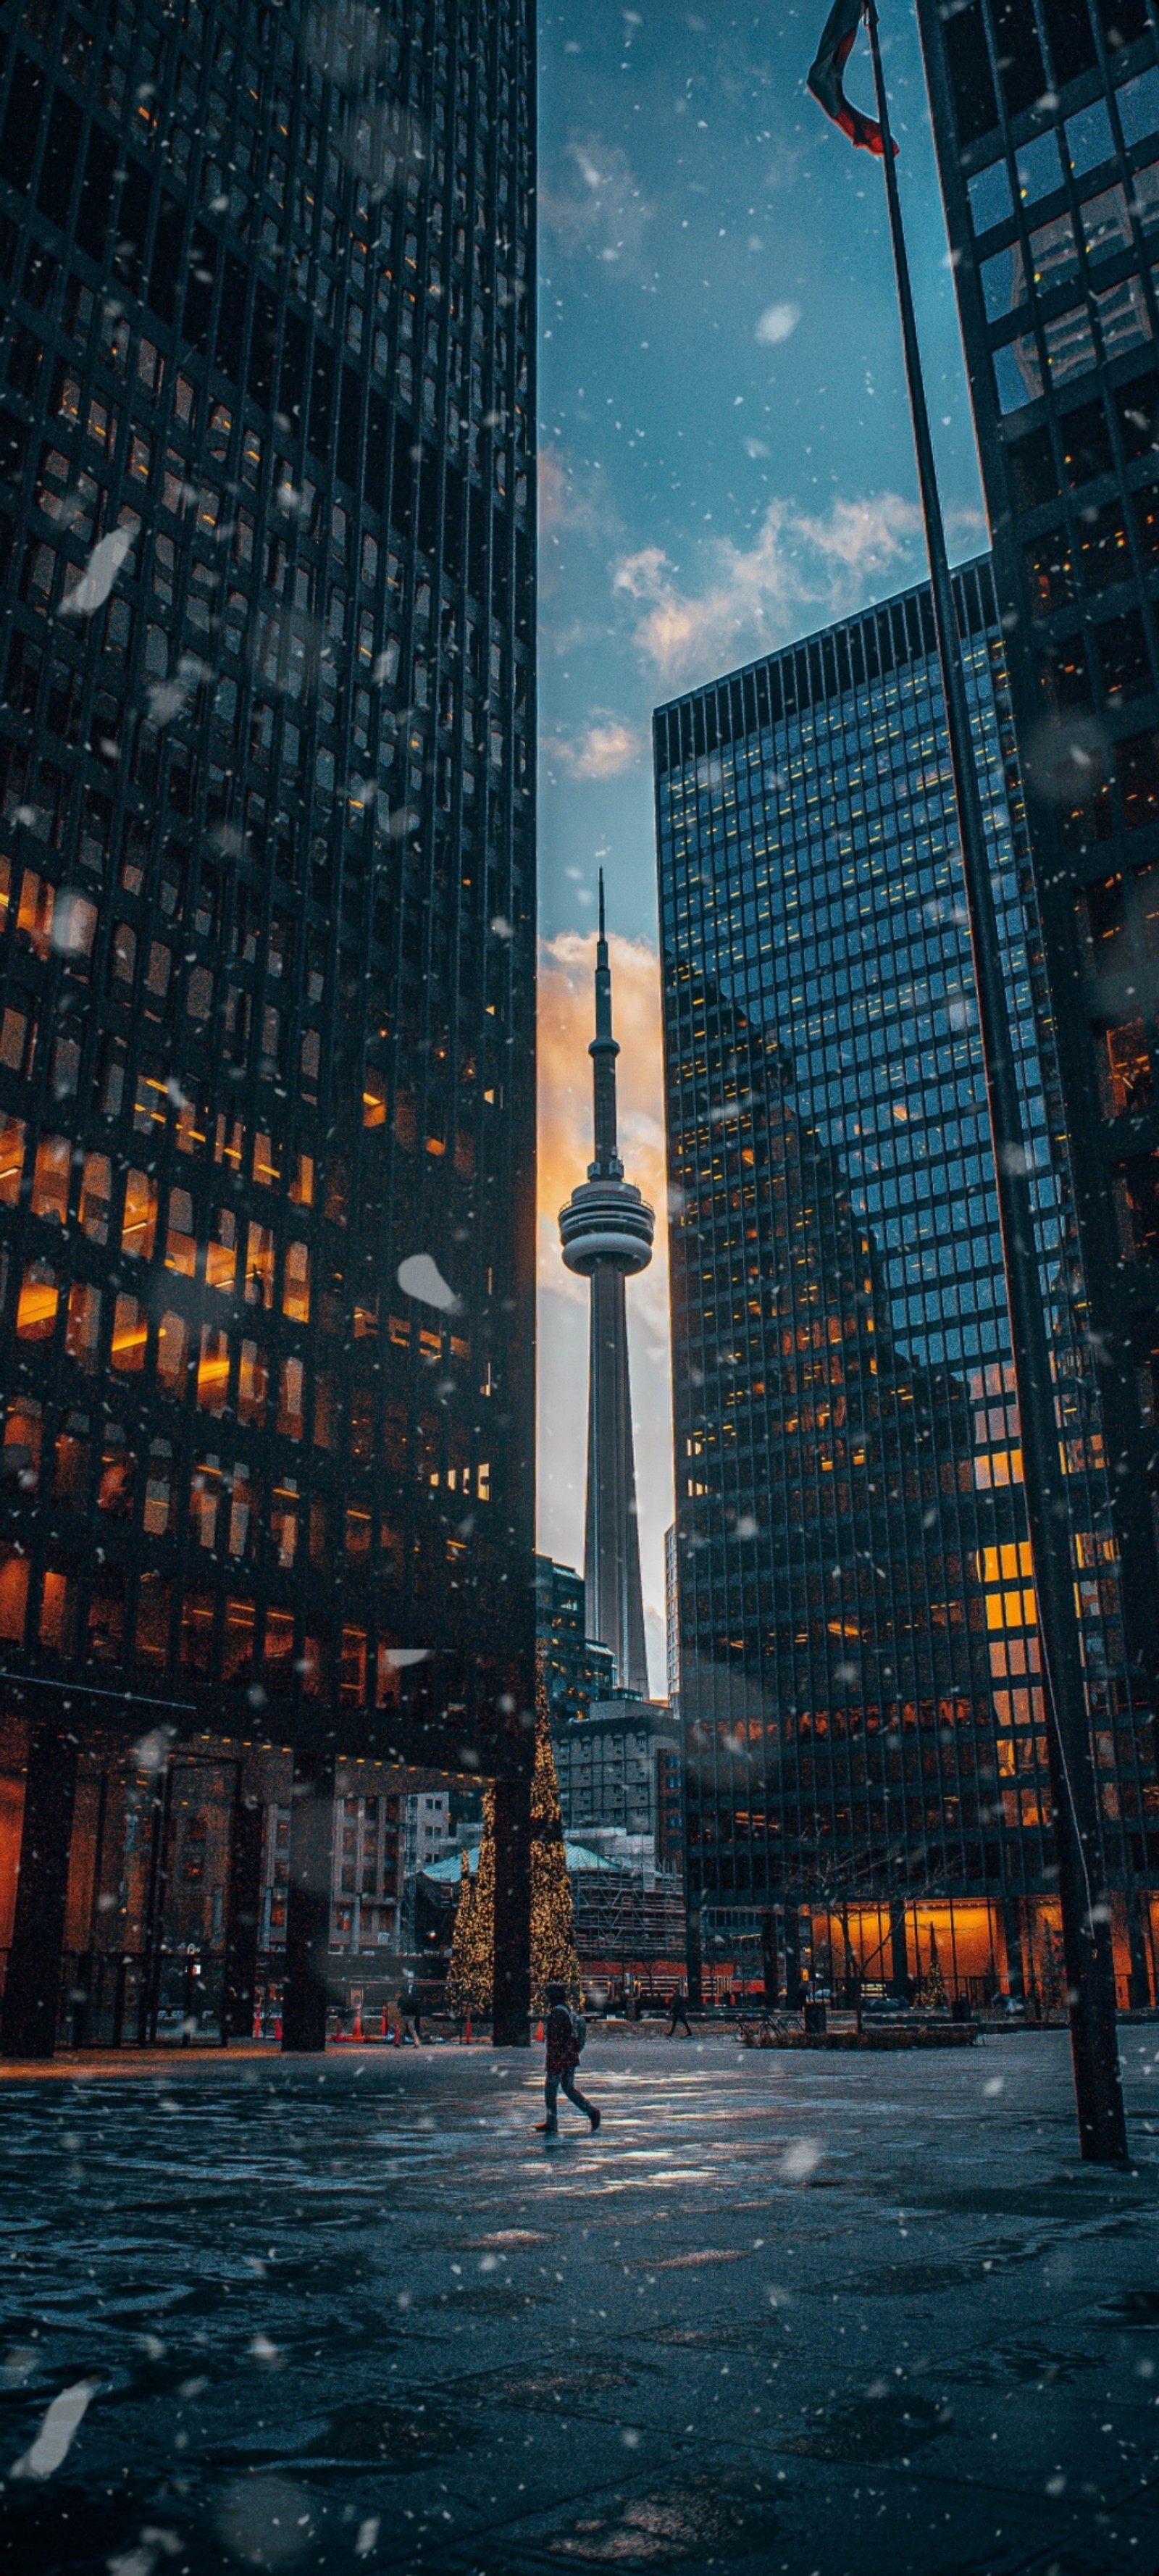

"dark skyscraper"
[558,885,653,1697]
[916,0,1159,1815]
[0,0,536,2053]
[655,560,1157,2010]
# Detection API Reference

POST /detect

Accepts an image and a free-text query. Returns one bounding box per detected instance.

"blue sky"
[534,0,989,1686]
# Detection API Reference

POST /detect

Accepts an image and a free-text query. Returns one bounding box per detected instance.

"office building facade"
[918,0,1159,1744]
[0,0,536,2051]
[552,1696,679,1854]
[535,1552,616,1724]
[655,559,1157,2005]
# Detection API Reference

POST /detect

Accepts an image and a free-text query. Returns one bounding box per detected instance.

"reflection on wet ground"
[2,2033,1159,2573]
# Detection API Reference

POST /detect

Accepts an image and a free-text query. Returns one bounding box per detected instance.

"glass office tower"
[916,0,1159,1813]
[655,559,1158,2008]
[0,0,536,2051]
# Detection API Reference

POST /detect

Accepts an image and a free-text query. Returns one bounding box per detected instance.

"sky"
[533,0,991,1691]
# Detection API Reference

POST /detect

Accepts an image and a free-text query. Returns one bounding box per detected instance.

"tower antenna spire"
[558,871,654,1697]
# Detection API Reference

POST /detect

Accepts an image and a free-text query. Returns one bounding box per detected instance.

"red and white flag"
[806,0,895,157]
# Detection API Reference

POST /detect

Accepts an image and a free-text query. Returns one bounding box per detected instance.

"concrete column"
[1002,1898,1026,2000]
[491,1771,531,2045]
[1127,1891,1152,2009]
[784,1906,805,2008]
[760,1910,777,2008]
[889,1897,910,1999]
[685,1898,703,2011]
[281,1749,335,2052]
[221,1771,264,2043]
[1,1723,78,2059]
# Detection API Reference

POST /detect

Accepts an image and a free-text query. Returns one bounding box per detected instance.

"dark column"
[760,1910,777,2009]
[888,1899,909,2000]
[1,1723,78,2060]
[70,1765,109,2047]
[222,1771,264,2043]
[686,1897,703,2011]
[784,1907,804,2008]
[137,1765,173,2047]
[1003,1899,1026,2001]
[492,1770,532,2045]
[1128,1894,1152,2010]
[281,1749,334,2052]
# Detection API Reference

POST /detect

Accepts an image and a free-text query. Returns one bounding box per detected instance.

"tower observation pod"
[558,877,654,1697]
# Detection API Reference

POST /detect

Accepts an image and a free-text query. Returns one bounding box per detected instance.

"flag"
[806,0,895,157]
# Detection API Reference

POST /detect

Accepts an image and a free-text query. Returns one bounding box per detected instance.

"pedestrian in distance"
[535,1981,601,2135]
[666,1985,692,2037]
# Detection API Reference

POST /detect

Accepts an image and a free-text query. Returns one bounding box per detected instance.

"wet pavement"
[3,2030,1159,2575]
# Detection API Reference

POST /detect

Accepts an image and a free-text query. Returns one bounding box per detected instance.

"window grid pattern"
[0,0,536,1748]
[919,0,1159,1885]
[655,559,1145,1912]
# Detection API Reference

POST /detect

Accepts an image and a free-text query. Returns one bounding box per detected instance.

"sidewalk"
[4,2031,1159,2573]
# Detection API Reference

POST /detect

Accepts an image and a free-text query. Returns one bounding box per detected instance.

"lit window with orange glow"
[206,1208,238,1292]
[79,1153,112,1243]
[196,1326,230,1413]
[30,1136,70,1224]
[121,1170,157,1260]
[0,1116,25,1205]
[110,1293,146,1373]
[283,1240,310,1321]
[17,1261,59,1342]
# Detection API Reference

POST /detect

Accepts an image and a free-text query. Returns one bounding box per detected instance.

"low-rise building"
[552,1697,682,1877]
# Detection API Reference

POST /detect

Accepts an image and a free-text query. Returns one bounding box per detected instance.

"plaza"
[3,2031,1159,2574]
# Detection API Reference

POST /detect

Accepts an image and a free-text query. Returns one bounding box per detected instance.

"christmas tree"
[917,1927,947,2008]
[443,1658,580,2019]
[444,1808,494,2017]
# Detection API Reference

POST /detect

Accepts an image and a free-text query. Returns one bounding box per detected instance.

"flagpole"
[863,1,1126,2162]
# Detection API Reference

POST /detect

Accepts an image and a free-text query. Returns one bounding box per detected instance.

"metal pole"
[865,2,1126,2163]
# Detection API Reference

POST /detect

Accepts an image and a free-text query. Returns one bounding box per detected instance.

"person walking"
[535,1982,601,2135]
[666,1984,692,2037]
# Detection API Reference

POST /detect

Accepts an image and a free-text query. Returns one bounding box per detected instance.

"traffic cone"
[535,2018,543,2041]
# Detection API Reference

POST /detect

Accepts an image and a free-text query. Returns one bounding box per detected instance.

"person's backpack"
[569,2006,587,2054]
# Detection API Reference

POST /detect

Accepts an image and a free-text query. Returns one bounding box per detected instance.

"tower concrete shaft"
[558,881,654,1697]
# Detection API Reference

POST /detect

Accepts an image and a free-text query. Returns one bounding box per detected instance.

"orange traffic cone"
[535,2018,543,2042]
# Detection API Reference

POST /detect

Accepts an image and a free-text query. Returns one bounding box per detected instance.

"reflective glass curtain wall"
[655,561,1154,1981]
[0,0,536,1771]
[916,0,1159,1824]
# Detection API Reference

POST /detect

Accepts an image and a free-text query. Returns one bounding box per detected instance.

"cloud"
[613,491,927,687]
[538,446,618,545]
[755,300,800,346]
[550,717,645,779]
[540,138,653,269]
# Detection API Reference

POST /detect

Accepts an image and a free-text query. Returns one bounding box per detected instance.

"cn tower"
[558,877,654,1697]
